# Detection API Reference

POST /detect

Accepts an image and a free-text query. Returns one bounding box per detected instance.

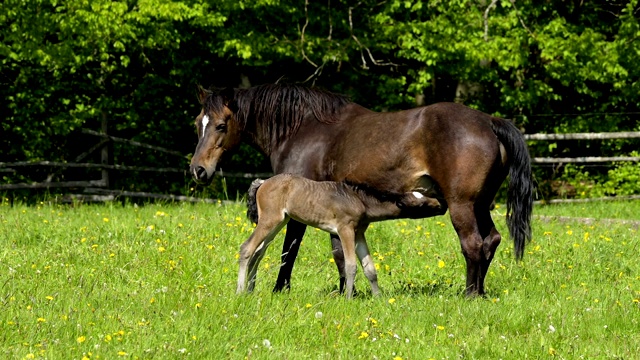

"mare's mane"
[203,84,351,153]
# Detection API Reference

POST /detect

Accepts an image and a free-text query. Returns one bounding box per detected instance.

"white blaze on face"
[412,191,424,199]
[201,115,210,138]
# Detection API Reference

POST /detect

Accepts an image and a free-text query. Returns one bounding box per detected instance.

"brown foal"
[237,174,446,298]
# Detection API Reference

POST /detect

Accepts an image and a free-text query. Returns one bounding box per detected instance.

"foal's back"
[257,174,367,233]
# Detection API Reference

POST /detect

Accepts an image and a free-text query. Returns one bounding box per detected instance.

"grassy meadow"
[1,198,639,359]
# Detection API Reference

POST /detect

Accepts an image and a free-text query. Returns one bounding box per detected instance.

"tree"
[2,0,639,199]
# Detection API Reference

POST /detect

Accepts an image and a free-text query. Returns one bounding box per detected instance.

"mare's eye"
[216,124,227,132]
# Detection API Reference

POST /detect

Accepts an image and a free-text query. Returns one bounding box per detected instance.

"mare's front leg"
[273,220,307,292]
[330,233,348,293]
[355,224,381,296]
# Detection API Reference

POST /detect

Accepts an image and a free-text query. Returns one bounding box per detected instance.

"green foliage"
[1,0,639,198]
[555,154,640,198]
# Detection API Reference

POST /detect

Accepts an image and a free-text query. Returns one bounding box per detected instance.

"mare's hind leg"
[238,216,289,294]
[336,227,358,299]
[448,202,486,296]
[273,220,307,292]
[476,209,502,295]
[355,225,381,296]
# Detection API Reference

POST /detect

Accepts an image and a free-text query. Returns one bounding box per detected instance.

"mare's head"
[190,86,243,184]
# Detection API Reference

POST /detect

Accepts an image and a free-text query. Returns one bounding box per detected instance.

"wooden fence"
[1,128,638,203]
[525,131,640,164]
[0,126,270,203]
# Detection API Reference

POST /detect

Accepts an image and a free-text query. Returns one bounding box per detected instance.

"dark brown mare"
[190,83,533,296]
[238,174,445,298]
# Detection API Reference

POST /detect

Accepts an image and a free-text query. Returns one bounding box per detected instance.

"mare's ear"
[221,87,237,112]
[196,85,208,104]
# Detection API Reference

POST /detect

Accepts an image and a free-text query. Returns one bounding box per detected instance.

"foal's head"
[190,86,243,184]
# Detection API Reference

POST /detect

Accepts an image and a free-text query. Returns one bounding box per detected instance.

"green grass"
[1,199,639,359]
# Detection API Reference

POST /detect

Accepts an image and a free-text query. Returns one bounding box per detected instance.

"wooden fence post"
[101,112,110,188]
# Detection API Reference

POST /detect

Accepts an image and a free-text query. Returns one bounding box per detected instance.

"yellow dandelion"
[388,298,396,304]
[103,217,109,222]
[158,246,166,252]
[105,334,112,342]
[117,351,128,356]
[45,296,54,301]
[305,303,312,308]
[25,354,35,359]
[37,317,46,323]
[438,260,445,268]
[358,331,369,339]
[436,325,445,331]
[195,303,202,309]
[77,336,86,343]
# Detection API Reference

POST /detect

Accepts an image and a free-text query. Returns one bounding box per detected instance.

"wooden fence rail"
[525,131,640,164]
[524,131,640,141]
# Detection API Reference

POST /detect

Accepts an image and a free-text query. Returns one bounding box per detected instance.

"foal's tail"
[246,179,265,224]
[490,118,533,260]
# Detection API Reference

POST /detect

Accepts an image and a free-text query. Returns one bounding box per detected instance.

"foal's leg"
[355,225,381,296]
[238,216,288,294]
[336,227,358,299]
[247,240,267,292]
[448,201,486,296]
[273,220,307,292]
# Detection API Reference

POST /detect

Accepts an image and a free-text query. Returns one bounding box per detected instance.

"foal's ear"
[196,85,209,104]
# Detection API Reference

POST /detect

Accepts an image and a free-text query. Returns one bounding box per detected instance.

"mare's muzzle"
[190,164,214,185]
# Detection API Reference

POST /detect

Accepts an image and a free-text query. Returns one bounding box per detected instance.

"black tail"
[491,118,533,260]
[246,179,264,224]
